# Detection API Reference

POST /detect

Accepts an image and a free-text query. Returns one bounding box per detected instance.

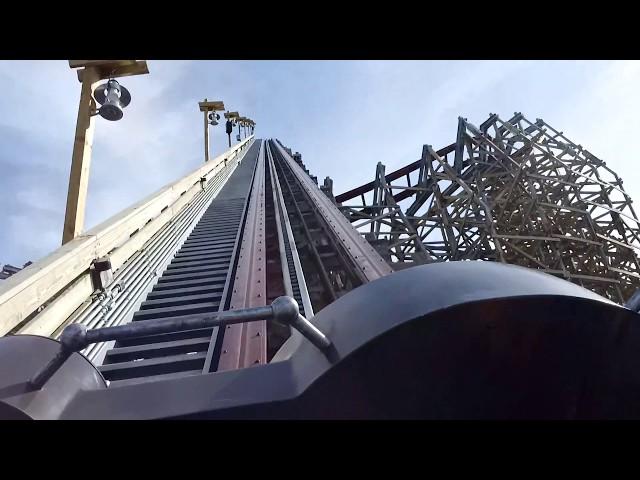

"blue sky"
[1,60,639,266]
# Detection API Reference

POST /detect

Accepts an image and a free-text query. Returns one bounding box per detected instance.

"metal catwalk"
[99,141,262,385]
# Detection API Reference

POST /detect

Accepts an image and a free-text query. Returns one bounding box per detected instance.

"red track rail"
[218,141,268,370]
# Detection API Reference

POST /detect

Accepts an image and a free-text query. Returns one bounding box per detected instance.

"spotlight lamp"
[208,112,220,125]
[93,78,132,121]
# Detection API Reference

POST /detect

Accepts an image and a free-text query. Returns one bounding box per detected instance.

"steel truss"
[335,113,640,303]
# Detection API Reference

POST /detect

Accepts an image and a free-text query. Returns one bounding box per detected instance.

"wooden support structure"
[62,66,100,245]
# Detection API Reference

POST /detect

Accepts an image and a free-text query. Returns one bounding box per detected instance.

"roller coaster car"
[2,261,640,419]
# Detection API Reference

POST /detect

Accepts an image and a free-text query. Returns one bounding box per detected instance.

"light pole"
[236,119,243,143]
[245,119,254,138]
[225,118,233,147]
[198,99,224,163]
[224,111,239,146]
[238,117,249,141]
[63,60,149,245]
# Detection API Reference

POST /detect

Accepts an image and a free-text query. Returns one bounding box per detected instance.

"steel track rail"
[216,140,268,370]
[266,143,314,319]
[273,140,393,282]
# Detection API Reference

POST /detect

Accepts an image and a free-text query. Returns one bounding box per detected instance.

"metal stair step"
[107,369,203,388]
[185,230,238,239]
[186,229,239,237]
[193,223,240,230]
[161,263,230,277]
[175,244,235,255]
[178,240,236,251]
[172,252,234,264]
[104,337,212,363]
[140,293,223,310]
[99,352,207,381]
[192,222,240,230]
[116,327,214,347]
[132,302,220,320]
[168,258,233,271]
[183,235,238,245]
[198,216,240,222]
[189,229,239,237]
[169,253,233,267]
[179,242,236,252]
[146,284,225,299]
[155,272,228,286]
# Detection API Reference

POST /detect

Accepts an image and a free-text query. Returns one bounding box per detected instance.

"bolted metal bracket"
[90,256,114,291]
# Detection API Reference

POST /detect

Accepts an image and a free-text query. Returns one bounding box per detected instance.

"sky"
[1,60,640,266]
